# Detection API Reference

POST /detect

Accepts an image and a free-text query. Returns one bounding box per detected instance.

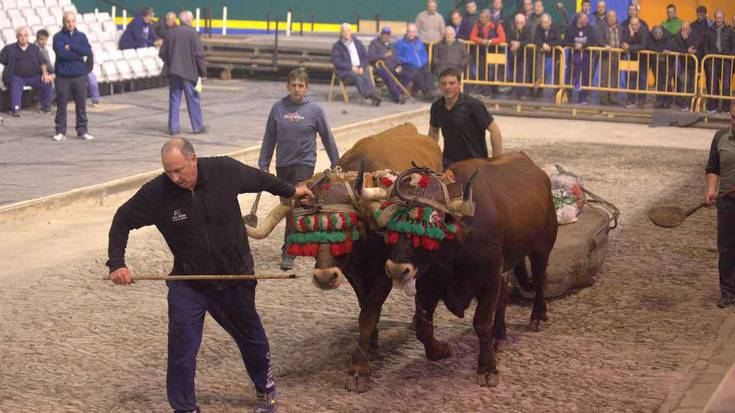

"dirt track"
[1,116,733,412]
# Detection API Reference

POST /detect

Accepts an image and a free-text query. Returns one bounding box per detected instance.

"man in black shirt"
[0,27,53,117]
[429,67,502,168]
[107,138,313,413]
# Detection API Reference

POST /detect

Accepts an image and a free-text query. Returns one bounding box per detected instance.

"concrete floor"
[0,79,428,205]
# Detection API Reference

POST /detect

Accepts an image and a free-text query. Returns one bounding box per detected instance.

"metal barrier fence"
[422,42,729,111]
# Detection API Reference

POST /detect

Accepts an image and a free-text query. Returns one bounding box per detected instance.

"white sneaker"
[52,133,66,141]
[79,133,94,141]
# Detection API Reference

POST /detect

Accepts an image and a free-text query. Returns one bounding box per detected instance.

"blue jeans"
[340,70,375,98]
[167,281,274,412]
[87,72,100,103]
[10,74,53,110]
[374,66,403,101]
[168,75,203,134]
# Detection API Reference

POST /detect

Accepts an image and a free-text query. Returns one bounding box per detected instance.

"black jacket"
[668,32,703,55]
[533,25,562,47]
[107,156,295,286]
[0,43,45,84]
[564,24,597,48]
[704,24,734,55]
[159,24,206,82]
[622,28,648,53]
[647,30,672,53]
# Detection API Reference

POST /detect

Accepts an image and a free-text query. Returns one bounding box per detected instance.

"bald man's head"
[63,11,77,32]
[179,10,193,25]
[161,138,198,190]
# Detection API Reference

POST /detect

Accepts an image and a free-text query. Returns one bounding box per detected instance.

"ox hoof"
[426,341,453,361]
[529,318,547,332]
[345,371,371,393]
[493,338,508,352]
[477,369,500,388]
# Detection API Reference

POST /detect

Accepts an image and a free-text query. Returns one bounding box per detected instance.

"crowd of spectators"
[330,0,735,113]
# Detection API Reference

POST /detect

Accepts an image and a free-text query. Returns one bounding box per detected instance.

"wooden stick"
[103,274,299,281]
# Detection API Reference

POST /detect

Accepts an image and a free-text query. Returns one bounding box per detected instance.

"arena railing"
[696,53,735,112]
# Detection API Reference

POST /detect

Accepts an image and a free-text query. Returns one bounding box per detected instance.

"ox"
[247,124,443,392]
[379,152,558,387]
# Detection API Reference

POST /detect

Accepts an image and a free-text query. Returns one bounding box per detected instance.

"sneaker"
[40,106,51,114]
[90,101,100,107]
[193,126,208,134]
[717,297,735,308]
[279,256,295,271]
[253,389,278,413]
[10,110,20,118]
[52,133,66,141]
[79,133,94,140]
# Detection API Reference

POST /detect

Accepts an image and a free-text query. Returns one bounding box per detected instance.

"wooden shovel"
[648,187,735,228]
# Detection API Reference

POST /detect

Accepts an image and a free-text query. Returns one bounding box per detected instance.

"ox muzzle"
[385,259,417,296]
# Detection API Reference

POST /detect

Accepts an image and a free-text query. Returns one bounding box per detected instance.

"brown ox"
[382,152,558,387]
[247,123,442,392]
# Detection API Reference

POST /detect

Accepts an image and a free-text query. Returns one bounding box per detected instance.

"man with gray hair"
[108,137,314,413]
[415,0,445,45]
[160,10,207,134]
[0,26,53,117]
[330,23,382,106]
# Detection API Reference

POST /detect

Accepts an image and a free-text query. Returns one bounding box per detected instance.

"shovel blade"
[648,206,686,228]
[244,214,258,227]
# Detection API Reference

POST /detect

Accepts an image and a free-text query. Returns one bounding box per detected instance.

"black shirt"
[107,156,295,288]
[5,44,44,78]
[430,93,494,167]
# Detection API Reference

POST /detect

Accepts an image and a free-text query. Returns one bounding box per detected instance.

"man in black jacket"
[0,27,53,117]
[667,21,702,111]
[703,10,733,113]
[108,138,313,413]
[648,25,673,108]
[506,12,531,99]
[622,16,649,108]
[532,14,561,97]
[595,9,622,104]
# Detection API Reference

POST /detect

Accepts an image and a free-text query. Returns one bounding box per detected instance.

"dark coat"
[331,37,368,79]
[667,32,703,55]
[432,40,470,74]
[564,24,597,48]
[457,11,479,40]
[367,37,397,69]
[621,27,648,53]
[159,24,206,82]
[52,28,92,77]
[0,43,45,83]
[647,30,672,53]
[153,21,176,41]
[704,24,734,55]
[119,15,156,50]
[533,24,562,47]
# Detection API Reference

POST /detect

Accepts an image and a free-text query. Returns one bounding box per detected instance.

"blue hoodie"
[119,15,156,50]
[258,96,340,170]
[52,27,92,77]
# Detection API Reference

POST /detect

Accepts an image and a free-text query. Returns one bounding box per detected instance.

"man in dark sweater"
[667,21,702,111]
[458,0,479,41]
[705,105,735,308]
[532,13,562,96]
[432,26,470,77]
[367,26,406,103]
[118,7,157,50]
[596,9,622,105]
[703,10,733,113]
[648,25,673,108]
[622,16,649,108]
[108,137,313,413]
[330,23,382,106]
[159,10,207,134]
[691,6,713,43]
[52,12,93,141]
[0,27,53,117]
[258,68,340,270]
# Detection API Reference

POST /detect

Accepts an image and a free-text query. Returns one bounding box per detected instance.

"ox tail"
[512,260,534,292]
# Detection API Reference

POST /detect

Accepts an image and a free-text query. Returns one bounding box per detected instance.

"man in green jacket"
[661,4,682,36]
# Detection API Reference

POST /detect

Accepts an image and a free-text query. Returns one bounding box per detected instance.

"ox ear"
[354,159,366,196]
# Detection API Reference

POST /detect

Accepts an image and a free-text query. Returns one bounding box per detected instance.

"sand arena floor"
[1,115,733,412]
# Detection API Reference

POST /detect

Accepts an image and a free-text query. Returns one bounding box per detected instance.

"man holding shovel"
[107,137,313,413]
[705,104,735,308]
[258,68,340,270]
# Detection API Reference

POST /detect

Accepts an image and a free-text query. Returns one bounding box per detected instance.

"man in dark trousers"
[258,68,340,270]
[52,11,93,142]
[705,105,735,308]
[330,23,382,106]
[160,10,207,135]
[118,7,157,50]
[667,21,702,111]
[108,137,314,413]
[703,10,733,114]
[428,67,502,168]
[622,16,648,108]
[0,27,53,117]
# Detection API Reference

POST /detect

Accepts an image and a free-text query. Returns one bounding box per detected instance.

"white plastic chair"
[128,57,146,78]
[100,61,119,82]
[114,59,132,80]
[3,0,18,9]
[85,30,98,42]
[102,20,116,34]
[29,0,43,8]
[109,49,123,60]
[122,48,137,59]
[61,4,76,14]
[48,6,63,20]
[96,12,110,22]
[88,22,101,33]
[21,7,37,18]
[76,23,88,33]
[82,13,95,23]
[16,0,31,8]
[43,0,58,6]
[142,56,161,76]
[1,28,17,43]
[25,14,41,26]
[31,24,44,35]
[57,0,70,5]
[96,31,113,42]
[102,41,117,52]
[45,24,59,36]
[40,13,55,26]
[6,8,23,19]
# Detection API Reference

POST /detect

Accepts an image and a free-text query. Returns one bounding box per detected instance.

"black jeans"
[276,164,315,257]
[718,195,735,300]
[55,75,88,136]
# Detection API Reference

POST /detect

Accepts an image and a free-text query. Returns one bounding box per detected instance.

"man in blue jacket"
[119,7,156,50]
[395,23,438,101]
[330,23,382,106]
[53,12,93,141]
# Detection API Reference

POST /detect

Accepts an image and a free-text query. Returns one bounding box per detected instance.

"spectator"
[565,13,596,104]
[648,25,673,108]
[458,0,479,41]
[622,16,649,108]
[596,10,622,105]
[691,6,713,42]
[572,0,593,27]
[469,8,506,95]
[87,69,101,108]
[518,0,533,19]
[591,1,607,27]
[704,10,733,114]
[159,10,207,134]
[395,23,438,101]
[258,68,340,270]
[153,11,178,46]
[433,26,470,76]
[38,29,100,109]
[448,10,463,36]
[53,12,93,141]
[415,0,446,46]
[527,0,544,40]
[367,26,406,103]
[0,27,53,117]
[662,4,682,36]
[532,13,562,96]
[119,7,156,50]
[506,13,531,99]
[330,23,382,106]
[489,0,504,28]
[621,4,649,32]
[704,105,735,308]
[667,21,701,111]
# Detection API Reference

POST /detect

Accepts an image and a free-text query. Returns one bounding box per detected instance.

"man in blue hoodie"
[119,7,157,50]
[395,23,438,101]
[52,11,93,141]
[258,68,340,270]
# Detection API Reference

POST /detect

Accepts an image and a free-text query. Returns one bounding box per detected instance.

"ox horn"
[448,169,480,217]
[354,159,366,196]
[245,202,292,239]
